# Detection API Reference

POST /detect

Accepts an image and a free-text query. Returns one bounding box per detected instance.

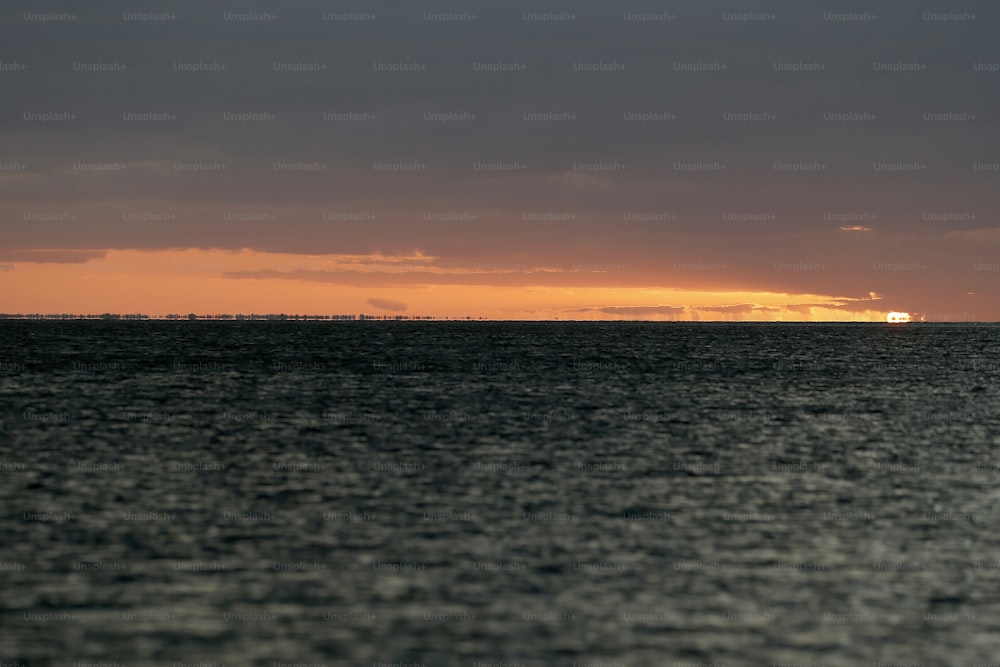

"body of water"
[2,322,999,666]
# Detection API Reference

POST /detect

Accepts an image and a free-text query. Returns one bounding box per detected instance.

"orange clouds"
[0,248,893,321]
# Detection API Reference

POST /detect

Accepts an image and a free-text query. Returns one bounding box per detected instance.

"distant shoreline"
[0,315,988,324]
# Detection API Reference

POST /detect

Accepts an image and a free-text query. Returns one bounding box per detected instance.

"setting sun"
[887,311,912,324]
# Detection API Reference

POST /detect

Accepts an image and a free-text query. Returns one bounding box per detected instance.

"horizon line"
[0,314,993,324]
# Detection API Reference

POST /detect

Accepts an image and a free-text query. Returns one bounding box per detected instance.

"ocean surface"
[2,321,1000,667]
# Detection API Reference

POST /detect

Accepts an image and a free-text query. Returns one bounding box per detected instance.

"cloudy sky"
[2,0,997,319]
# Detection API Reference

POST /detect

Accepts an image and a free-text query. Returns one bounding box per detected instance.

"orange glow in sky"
[0,248,893,321]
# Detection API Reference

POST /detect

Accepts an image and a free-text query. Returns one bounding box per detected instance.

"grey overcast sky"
[2,0,998,318]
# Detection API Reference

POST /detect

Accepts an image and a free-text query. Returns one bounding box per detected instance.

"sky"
[1,0,998,320]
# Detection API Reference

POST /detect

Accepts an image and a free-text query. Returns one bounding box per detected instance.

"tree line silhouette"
[0,313,484,320]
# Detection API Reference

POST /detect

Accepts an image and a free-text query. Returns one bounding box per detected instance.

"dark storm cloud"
[2,0,998,314]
